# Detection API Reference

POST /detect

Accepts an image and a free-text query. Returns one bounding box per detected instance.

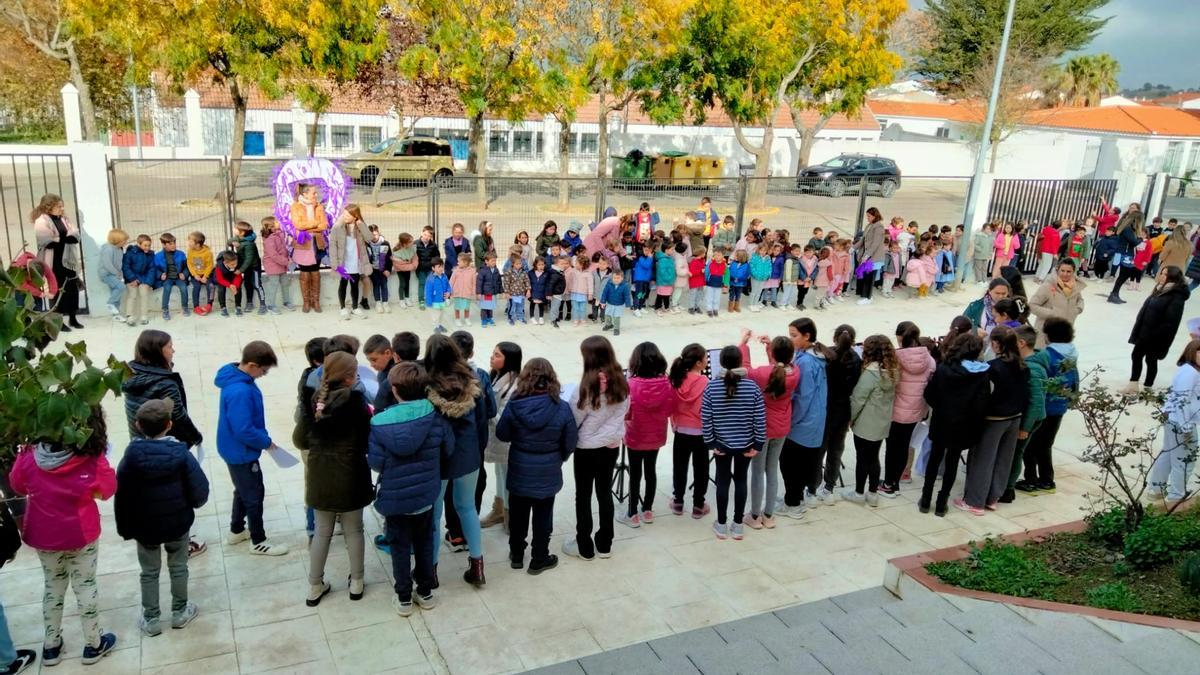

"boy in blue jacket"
[214,341,288,556]
[599,268,632,336]
[115,399,210,637]
[154,233,190,320]
[123,234,158,327]
[423,259,452,334]
[369,362,454,615]
[631,243,654,315]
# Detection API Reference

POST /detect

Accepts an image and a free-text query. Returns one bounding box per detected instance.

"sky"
[909,0,1200,90]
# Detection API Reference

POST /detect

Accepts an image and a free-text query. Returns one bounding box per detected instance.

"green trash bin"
[611,153,652,184]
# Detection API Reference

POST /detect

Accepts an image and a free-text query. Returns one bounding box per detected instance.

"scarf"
[982,292,998,333]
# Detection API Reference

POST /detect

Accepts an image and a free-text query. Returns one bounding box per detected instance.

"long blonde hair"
[31,193,63,222]
[314,352,357,420]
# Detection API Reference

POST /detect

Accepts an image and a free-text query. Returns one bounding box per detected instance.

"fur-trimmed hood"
[428,379,481,419]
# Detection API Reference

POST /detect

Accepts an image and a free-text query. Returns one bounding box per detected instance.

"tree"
[957,42,1049,172]
[786,0,905,172]
[918,0,1110,93]
[1048,53,1120,107]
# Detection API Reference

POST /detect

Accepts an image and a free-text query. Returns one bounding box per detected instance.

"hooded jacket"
[924,360,991,448]
[122,362,203,448]
[503,266,531,296]
[233,231,262,273]
[10,445,116,551]
[262,230,290,275]
[306,388,374,513]
[115,436,209,544]
[788,349,829,447]
[825,349,862,426]
[741,343,800,439]
[671,372,707,434]
[535,231,561,257]
[214,363,272,465]
[476,265,502,296]
[424,272,451,307]
[450,266,478,299]
[415,238,439,273]
[1022,349,1051,433]
[123,246,158,286]
[600,278,632,307]
[546,267,567,297]
[632,253,654,284]
[369,400,454,515]
[429,378,483,479]
[625,376,677,450]
[528,269,550,301]
[1129,283,1190,360]
[986,357,1029,419]
[654,251,676,286]
[496,393,578,498]
[849,364,897,442]
[891,346,936,424]
[1044,343,1079,417]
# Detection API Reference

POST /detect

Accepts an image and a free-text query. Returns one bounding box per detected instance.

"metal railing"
[109,158,230,247]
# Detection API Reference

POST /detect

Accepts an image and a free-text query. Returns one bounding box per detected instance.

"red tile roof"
[867,99,986,124]
[1148,92,1200,107]
[1023,106,1200,137]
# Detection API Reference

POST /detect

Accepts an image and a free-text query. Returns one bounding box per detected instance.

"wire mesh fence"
[109,159,230,247]
[0,154,80,262]
[1163,176,1200,225]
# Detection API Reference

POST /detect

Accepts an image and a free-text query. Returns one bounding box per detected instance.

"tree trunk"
[733,119,773,209]
[308,110,322,157]
[788,106,831,174]
[467,112,483,174]
[989,141,999,173]
[468,112,487,208]
[65,41,98,141]
[596,88,610,181]
[557,117,571,208]
[228,78,247,198]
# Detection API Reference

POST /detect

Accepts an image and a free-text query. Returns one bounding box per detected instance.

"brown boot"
[463,556,485,586]
[310,272,323,313]
[300,272,312,313]
[480,496,504,529]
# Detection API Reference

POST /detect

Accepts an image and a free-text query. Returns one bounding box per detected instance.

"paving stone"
[646,627,723,661]
[808,634,906,674]
[631,655,701,675]
[944,602,1032,640]
[680,639,778,675]
[880,593,963,627]
[711,611,789,644]
[578,643,661,675]
[749,651,832,675]
[1114,631,1200,673]
[773,598,847,628]
[755,620,845,657]
[1038,652,1145,675]
[876,619,976,660]
[1017,613,1122,663]
[524,661,587,675]
[819,606,905,644]
[954,630,1059,675]
[901,652,980,675]
[828,586,901,614]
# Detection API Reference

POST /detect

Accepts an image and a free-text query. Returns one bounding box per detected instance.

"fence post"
[430,178,439,240]
[734,176,748,240]
[853,177,868,238]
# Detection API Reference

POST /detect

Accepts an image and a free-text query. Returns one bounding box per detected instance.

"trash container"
[671,155,700,187]
[651,155,675,182]
[697,156,725,187]
[611,151,652,184]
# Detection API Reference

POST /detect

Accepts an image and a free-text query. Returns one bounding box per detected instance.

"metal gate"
[0,153,89,311]
[109,158,231,248]
[987,178,1117,273]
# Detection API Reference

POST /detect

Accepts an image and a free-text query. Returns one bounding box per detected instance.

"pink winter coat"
[815,259,833,288]
[671,372,707,434]
[582,217,621,257]
[262,230,290,275]
[891,346,936,423]
[741,344,800,438]
[831,250,851,280]
[994,232,1021,258]
[904,256,937,289]
[625,376,677,450]
[9,446,116,551]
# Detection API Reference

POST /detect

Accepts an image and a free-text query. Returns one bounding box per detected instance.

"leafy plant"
[1179,553,1200,595]
[926,539,1063,599]
[1086,503,1130,547]
[1123,513,1200,570]
[1085,582,1141,613]
[0,261,127,462]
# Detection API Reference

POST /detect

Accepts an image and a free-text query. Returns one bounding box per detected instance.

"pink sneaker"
[691,504,711,520]
[953,498,984,516]
[745,515,763,530]
[669,499,684,516]
[762,515,776,529]
[641,510,654,524]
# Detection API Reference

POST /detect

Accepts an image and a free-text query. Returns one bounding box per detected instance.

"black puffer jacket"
[415,239,440,273]
[122,362,203,448]
[306,388,374,513]
[1129,283,1190,360]
[925,360,991,448]
[825,349,862,426]
[114,437,209,544]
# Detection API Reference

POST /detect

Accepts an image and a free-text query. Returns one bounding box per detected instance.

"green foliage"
[1179,553,1200,595]
[1123,513,1200,570]
[1086,503,1130,547]
[0,263,127,460]
[926,539,1064,599]
[1085,582,1141,613]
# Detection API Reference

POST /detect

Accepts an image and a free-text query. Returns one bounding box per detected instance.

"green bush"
[1123,514,1200,569]
[1085,582,1141,613]
[1087,504,1130,547]
[926,539,1063,599]
[1179,552,1200,595]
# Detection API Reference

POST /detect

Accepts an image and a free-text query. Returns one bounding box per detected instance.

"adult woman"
[472,221,495,270]
[290,183,329,313]
[121,329,206,556]
[304,353,373,606]
[582,215,622,259]
[880,322,935,497]
[1148,339,1200,504]
[424,334,486,585]
[1029,258,1086,346]
[854,207,887,305]
[480,341,522,533]
[963,278,1012,334]
[992,222,1020,277]
[1124,266,1190,394]
[1160,223,1191,273]
[329,204,373,318]
[1107,210,1145,304]
[32,194,83,329]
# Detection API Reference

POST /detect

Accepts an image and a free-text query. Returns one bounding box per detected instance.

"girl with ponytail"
[880,321,936,497]
[700,347,766,540]
[739,330,798,529]
[814,324,861,502]
[669,344,711,518]
[844,336,898,506]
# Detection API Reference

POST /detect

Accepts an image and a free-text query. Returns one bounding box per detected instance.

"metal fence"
[0,154,81,263]
[109,159,230,248]
[1163,175,1200,225]
[985,178,1117,274]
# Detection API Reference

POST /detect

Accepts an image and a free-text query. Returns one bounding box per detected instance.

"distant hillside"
[1121,83,1195,100]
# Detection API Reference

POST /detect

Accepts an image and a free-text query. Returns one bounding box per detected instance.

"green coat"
[849,365,896,442]
[1021,350,1050,432]
[306,388,375,513]
[964,298,985,328]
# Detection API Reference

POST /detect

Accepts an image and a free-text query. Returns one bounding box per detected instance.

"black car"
[797,154,901,198]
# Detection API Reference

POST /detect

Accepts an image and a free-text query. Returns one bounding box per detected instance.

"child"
[475,252,502,327]
[260,216,292,314]
[634,202,660,243]
[843,336,898,506]
[367,224,393,313]
[881,240,902,299]
[672,241,691,313]
[329,209,371,319]
[566,254,594,327]
[669,345,710,518]
[740,333,798,528]
[764,243,785,308]
[547,255,569,328]
[213,250,244,317]
[920,333,989,516]
[1132,236,1152,290]
[544,242,564,273]
[561,225,583,255]
[703,250,726,318]
[115,399,209,635]
[215,341,287,555]
[231,220,264,314]
[369,362,452,615]
[713,215,737,252]
[620,343,676,528]
[727,249,750,313]
[599,268,632,336]
[292,338,328,539]
[154,233,190,320]
[1148,339,1200,504]
[631,244,654,315]
[993,222,1020,277]
[1002,324,1049,502]
[935,239,956,293]
[528,257,549,324]
[653,241,676,314]
[590,255,612,322]
[807,227,825,252]
[748,244,772,311]
[99,228,128,319]
[424,259,452,334]
[496,358,578,574]
[481,341,522,533]
[392,232,417,308]
[536,220,561,257]
[796,245,818,310]
[687,246,707,314]
[780,244,801,310]
[449,253,477,327]
[1016,317,1077,495]
[415,227,439,310]
[905,243,937,298]
[9,407,117,666]
[832,239,851,300]
[701,346,766,540]
[503,254,531,325]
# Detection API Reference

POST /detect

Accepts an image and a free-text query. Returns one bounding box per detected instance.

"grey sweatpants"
[750,437,784,517]
[964,417,1021,507]
[138,534,190,620]
[309,509,365,586]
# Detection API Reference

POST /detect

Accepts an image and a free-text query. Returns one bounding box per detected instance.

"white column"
[61,83,83,144]
[184,89,204,157]
[68,143,115,313]
[292,100,307,157]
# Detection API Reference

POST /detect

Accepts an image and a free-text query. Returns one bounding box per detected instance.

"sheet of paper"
[193,443,206,465]
[266,445,300,469]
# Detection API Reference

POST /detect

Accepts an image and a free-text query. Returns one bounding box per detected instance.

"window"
[1164,141,1185,175]
[413,126,436,138]
[331,125,354,152]
[568,132,599,157]
[359,126,382,151]
[1188,142,1200,172]
[305,124,326,151]
[935,127,950,139]
[876,118,889,128]
[511,131,542,158]
[489,131,509,155]
[272,124,292,152]
[438,128,468,142]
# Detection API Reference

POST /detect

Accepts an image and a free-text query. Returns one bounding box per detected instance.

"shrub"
[1180,552,1200,595]
[1123,514,1200,569]
[1087,504,1130,547]
[1085,582,1141,613]
[926,539,1063,599]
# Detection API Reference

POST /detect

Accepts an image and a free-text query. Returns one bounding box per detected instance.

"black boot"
[934,496,948,517]
[464,556,486,586]
[917,496,931,514]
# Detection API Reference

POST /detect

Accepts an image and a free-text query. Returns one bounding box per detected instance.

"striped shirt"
[701,376,766,453]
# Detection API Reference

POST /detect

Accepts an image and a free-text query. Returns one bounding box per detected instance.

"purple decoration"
[272,158,352,243]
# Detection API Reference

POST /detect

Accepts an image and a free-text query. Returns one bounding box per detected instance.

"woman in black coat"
[1125,265,1190,393]
[1108,211,1146,304]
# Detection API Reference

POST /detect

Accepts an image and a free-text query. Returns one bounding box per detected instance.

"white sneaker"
[784,502,807,519]
[671,306,681,314]
[856,298,872,305]
[225,530,250,546]
[816,486,836,505]
[249,540,289,556]
[352,308,365,317]
[463,318,471,326]
[841,488,866,504]
[749,305,761,312]
[865,491,880,507]
[339,308,350,320]
[393,595,414,617]
[375,304,385,314]
[455,319,463,327]
[562,537,593,561]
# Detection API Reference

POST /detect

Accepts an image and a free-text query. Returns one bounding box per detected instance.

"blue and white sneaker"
[80,633,116,665]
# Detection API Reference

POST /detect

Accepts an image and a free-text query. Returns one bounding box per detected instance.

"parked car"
[796,154,901,198]
[342,136,455,185]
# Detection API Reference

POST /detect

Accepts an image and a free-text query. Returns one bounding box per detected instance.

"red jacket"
[1097,203,1119,237]
[688,258,706,289]
[1038,226,1061,255]
[624,376,677,450]
[1133,240,1152,270]
[9,446,116,551]
[671,372,707,433]
[215,264,243,289]
[740,343,799,438]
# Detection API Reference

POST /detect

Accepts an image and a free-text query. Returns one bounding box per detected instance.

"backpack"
[1044,346,1079,416]
[940,254,952,275]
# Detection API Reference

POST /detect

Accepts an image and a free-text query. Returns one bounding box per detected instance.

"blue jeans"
[432,470,482,564]
[227,461,266,544]
[99,271,123,307]
[161,277,189,311]
[571,298,587,320]
[704,286,722,312]
[511,296,526,322]
[0,601,15,664]
[191,278,214,307]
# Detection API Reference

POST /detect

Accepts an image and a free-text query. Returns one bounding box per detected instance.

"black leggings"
[857,272,875,300]
[884,421,917,487]
[853,435,883,494]
[672,433,708,508]
[1110,264,1136,298]
[1130,343,1159,386]
[627,449,659,516]
[818,413,850,492]
[714,451,751,525]
[338,273,361,309]
[920,439,964,505]
[531,302,544,319]
[654,294,671,310]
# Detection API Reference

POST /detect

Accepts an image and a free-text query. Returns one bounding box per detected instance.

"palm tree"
[1061,54,1120,106]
